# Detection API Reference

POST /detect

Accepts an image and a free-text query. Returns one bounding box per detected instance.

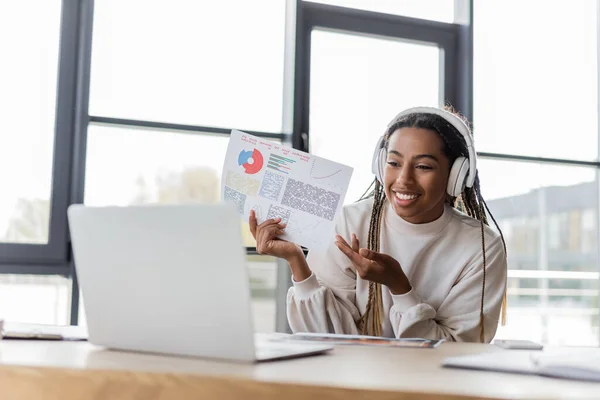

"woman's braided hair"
[359,106,507,342]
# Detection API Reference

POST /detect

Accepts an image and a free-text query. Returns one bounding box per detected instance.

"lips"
[392,190,420,206]
[395,192,418,200]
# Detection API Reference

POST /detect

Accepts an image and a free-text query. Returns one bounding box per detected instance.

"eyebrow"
[388,150,440,163]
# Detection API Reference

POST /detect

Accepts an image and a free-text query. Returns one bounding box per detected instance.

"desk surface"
[0,339,599,400]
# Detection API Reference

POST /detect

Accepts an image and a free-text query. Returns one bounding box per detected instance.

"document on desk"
[1,321,88,341]
[443,350,600,383]
[221,130,353,250]
[275,332,444,348]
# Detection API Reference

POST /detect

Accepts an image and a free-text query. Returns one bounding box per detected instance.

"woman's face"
[383,127,451,224]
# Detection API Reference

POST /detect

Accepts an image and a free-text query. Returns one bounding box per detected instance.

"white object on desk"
[67,203,332,363]
[1,321,88,341]
[493,339,543,350]
[443,348,600,382]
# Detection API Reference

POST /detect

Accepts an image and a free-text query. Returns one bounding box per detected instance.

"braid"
[360,180,386,336]
[479,217,487,343]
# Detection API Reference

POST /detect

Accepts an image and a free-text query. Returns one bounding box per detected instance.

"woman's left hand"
[335,234,411,295]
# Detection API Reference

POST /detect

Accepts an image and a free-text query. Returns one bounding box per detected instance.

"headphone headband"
[385,106,477,187]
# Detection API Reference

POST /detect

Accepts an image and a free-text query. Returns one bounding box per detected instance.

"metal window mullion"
[67,0,95,326]
[303,2,457,43]
[596,0,600,346]
[453,0,473,120]
[0,263,71,276]
[88,116,287,141]
[478,152,600,168]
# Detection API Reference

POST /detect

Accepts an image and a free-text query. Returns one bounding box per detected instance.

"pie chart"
[238,149,264,174]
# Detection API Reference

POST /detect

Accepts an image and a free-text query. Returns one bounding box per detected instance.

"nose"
[396,165,415,185]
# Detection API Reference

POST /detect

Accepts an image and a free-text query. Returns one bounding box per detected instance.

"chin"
[390,203,421,219]
[398,210,422,221]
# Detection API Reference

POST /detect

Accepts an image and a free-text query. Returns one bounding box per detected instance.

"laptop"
[67,203,332,362]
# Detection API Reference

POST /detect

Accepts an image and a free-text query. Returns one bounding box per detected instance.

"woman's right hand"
[249,210,303,261]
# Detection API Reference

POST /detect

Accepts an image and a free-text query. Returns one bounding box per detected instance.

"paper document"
[1,321,88,341]
[443,349,600,382]
[222,130,353,250]
[275,332,444,348]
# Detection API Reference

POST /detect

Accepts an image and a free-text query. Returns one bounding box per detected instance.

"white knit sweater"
[287,198,507,342]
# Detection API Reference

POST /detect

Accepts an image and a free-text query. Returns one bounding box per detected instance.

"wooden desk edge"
[0,364,498,400]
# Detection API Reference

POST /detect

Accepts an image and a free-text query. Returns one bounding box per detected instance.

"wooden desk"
[0,339,598,400]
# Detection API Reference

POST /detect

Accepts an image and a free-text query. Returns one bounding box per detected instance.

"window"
[308,29,440,203]
[84,124,274,246]
[89,0,286,133]
[0,1,62,244]
[247,255,278,332]
[475,0,600,345]
[4,0,599,344]
[474,0,598,161]
[480,159,599,346]
[84,125,227,207]
[0,275,71,325]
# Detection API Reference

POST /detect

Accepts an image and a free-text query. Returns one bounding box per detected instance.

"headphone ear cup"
[372,136,386,184]
[376,147,386,183]
[447,157,469,197]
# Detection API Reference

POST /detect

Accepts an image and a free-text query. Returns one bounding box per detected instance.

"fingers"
[254,216,287,255]
[260,217,282,228]
[335,234,351,249]
[351,233,359,252]
[336,233,359,251]
[260,222,286,240]
[335,235,370,270]
[251,212,284,234]
[359,248,372,258]
[360,248,392,265]
[249,210,258,237]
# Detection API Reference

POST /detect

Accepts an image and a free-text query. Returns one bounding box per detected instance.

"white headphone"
[371,106,477,197]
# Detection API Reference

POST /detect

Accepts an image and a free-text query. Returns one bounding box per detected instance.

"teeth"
[395,193,418,200]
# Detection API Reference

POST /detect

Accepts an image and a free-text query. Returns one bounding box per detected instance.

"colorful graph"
[238,149,264,174]
[267,154,296,174]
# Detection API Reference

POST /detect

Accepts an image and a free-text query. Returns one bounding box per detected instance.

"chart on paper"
[221,130,353,250]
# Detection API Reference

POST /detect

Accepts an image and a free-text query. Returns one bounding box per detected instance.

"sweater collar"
[384,201,453,236]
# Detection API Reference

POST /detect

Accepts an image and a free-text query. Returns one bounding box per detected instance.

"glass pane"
[0,275,71,325]
[90,0,286,133]
[0,1,61,244]
[84,125,284,246]
[304,0,455,23]
[78,255,276,333]
[479,159,599,346]
[309,29,440,204]
[474,0,598,160]
[248,255,277,333]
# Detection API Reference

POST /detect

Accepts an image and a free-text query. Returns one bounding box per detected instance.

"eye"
[386,161,400,167]
[416,165,433,170]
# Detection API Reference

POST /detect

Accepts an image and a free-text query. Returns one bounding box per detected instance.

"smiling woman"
[251,106,508,343]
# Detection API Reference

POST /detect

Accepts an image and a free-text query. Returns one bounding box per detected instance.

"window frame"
[1,0,598,345]
[0,0,91,277]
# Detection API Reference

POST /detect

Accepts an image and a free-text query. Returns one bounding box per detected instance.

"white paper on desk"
[221,130,353,250]
[1,321,88,340]
[443,349,600,383]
